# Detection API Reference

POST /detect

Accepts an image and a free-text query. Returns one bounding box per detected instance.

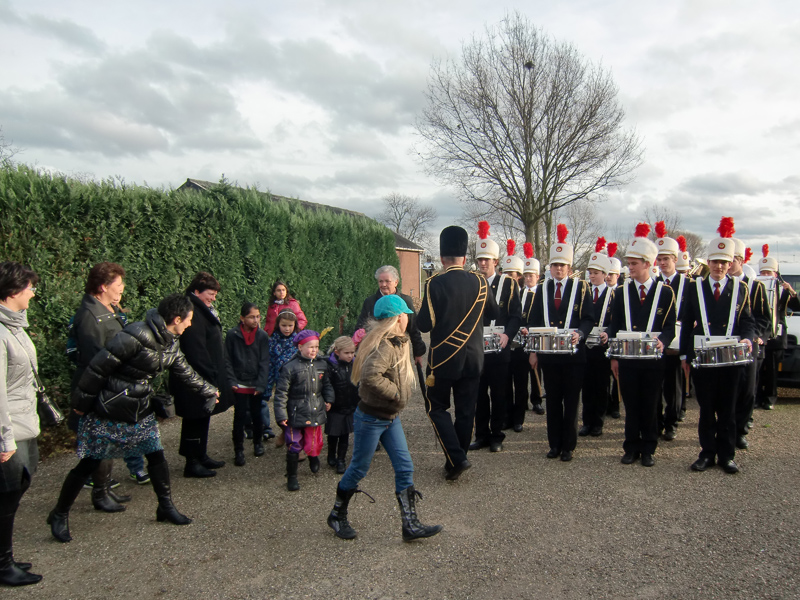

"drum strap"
[490,274,508,327]
[543,278,580,328]
[542,279,551,326]
[598,287,612,327]
[623,280,662,332]
[696,276,739,337]
[727,278,739,337]
[675,274,686,317]
[646,282,663,333]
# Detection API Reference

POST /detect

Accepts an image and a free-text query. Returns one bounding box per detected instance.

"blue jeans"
[339,407,414,493]
[123,454,144,475]
[260,398,273,433]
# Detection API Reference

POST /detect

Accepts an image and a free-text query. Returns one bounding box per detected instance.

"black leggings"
[69,451,166,479]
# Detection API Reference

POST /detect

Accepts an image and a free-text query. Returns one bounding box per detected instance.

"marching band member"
[520,245,545,416]
[503,242,533,432]
[605,242,622,420]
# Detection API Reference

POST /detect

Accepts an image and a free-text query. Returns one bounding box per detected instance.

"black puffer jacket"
[325,354,359,416]
[224,325,270,392]
[73,309,218,423]
[70,294,128,391]
[273,355,334,428]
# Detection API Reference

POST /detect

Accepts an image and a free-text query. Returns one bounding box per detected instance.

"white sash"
[597,287,612,327]
[489,274,508,327]
[542,278,580,328]
[696,276,739,337]
[622,279,663,333]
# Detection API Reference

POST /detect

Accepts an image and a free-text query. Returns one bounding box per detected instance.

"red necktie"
[639,284,646,304]
[714,282,720,301]
[593,287,599,302]
[555,282,562,310]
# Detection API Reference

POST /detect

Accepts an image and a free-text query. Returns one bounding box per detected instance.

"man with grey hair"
[356,265,426,364]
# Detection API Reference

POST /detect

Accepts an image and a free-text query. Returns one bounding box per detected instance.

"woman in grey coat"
[0,262,43,587]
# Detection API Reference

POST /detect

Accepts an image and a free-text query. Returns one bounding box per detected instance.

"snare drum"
[525,330,578,354]
[691,342,752,368]
[483,333,502,354]
[585,327,606,349]
[606,337,662,359]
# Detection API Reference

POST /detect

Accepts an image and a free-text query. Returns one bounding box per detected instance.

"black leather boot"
[309,456,320,473]
[327,436,337,467]
[91,461,126,513]
[149,462,192,525]
[336,437,348,474]
[395,486,443,542]
[47,468,87,543]
[0,550,42,587]
[327,485,357,539]
[0,492,41,586]
[286,452,300,491]
[183,457,216,478]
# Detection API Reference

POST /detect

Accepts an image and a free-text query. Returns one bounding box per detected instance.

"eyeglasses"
[28,287,37,293]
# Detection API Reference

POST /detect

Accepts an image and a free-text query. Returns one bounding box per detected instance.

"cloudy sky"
[1,0,798,259]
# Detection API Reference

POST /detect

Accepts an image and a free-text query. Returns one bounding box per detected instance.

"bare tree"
[416,12,643,258]
[554,200,604,271]
[642,203,682,236]
[376,192,438,251]
[0,127,18,167]
[673,230,704,260]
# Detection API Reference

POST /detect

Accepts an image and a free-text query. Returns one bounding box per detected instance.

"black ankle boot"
[183,458,216,478]
[327,485,358,539]
[286,453,300,491]
[234,449,246,467]
[91,461,126,513]
[149,462,192,525]
[47,468,87,543]
[395,486,442,542]
[0,551,42,587]
[309,456,320,473]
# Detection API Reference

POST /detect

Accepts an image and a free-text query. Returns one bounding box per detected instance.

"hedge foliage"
[0,165,398,403]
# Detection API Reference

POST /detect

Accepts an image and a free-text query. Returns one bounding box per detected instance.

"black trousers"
[757,348,782,407]
[735,351,762,437]
[660,353,683,434]
[232,392,264,450]
[179,416,211,459]
[424,374,480,469]
[607,377,620,415]
[541,362,584,452]
[581,347,610,430]
[694,365,741,463]
[476,361,509,443]
[618,361,664,455]
[508,349,532,426]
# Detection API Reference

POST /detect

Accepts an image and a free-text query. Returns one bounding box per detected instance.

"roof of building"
[393,232,424,253]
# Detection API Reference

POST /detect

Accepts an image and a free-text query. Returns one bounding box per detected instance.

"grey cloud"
[330,130,389,159]
[677,172,766,197]
[663,130,696,151]
[0,2,106,54]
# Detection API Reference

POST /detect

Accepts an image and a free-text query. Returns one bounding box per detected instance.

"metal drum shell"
[524,332,578,354]
[605,338,662,360]
[691,343,753,368]
[483,333,502,354]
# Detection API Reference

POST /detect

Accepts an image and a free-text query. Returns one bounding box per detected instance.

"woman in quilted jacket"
[47,294,218,544]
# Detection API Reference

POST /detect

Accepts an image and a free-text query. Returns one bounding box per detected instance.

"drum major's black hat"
[440,226,468,257]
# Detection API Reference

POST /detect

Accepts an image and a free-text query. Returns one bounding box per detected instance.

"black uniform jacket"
[527,277,595,365]
[679,276,756,361]
[417,266,499,381]
[656,273,691,323]
[764,286,800,350]
[356,290,426,358]
[741,275,772,342]
[608,278,677,369]
[482,274,522,364]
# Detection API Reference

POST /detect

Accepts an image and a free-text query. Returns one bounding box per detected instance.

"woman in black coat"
[48,294,218,543]
[170,272,233,478]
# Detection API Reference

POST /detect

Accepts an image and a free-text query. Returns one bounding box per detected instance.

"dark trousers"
[541,362,584,452]
[424,374,480,469]
[660,354,683,434]
[619,362,664,455]
[581,347,610,430]
[232,393,264,451]
[476,362,509,443]
[757,348,782,407]
[508,349,531,426]
[736,352,761,437]
[179,416,211,459]
[607,377,620,415]
[327,435,349,461]
[694,366,741,463]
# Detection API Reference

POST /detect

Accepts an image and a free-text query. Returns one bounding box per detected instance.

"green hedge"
[0,165,397,404]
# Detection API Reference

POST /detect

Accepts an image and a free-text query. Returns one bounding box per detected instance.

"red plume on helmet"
[477,221,490,240]
[634,223,651,238]
[762,244,770,258]
[655,221,667,239]
[717,217,735,238]
[677,235,687,252]
[506,239,516,256]
[556,224,568,244]
[595,237,607,253]
[523,242,534,259]
[744,247,753,263]
[607,242,618,258]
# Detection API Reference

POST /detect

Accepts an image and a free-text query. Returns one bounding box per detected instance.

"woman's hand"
[73,410,84,416]
[279,420,288,427]
[325,402,331,412]
[0,451,15,463]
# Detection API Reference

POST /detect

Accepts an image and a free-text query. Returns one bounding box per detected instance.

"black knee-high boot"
[327,435,338,467]
[286,452,300,491]
[395,486,443,542]
[336,436,348,474]
[47,468,89,543]
[0,491,42,586]
[149,461,192,525]
[91,460,126,513]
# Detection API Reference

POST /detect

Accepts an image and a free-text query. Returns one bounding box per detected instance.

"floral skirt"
[77,413,163,459]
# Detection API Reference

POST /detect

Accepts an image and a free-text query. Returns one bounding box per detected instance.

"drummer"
[676,236,692,277]
[579,239,614,438]
[603,223,676,467]
[527,224,594,461]
[605,243,622,420]
[654,222,690,442]
[729,238,771,450]
[503,243,534,432]
[680,218,755,474]
[519,246,545,416]
[470,223,522,453]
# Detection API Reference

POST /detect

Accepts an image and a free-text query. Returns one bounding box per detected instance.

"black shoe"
[546,448,560,459]
[0,555,42,587]
[763,403,774,410]
[328,485,358,540]
[309,456,321,473]
[677,410,686,422]
[263,431,276,440]
[641,454,655,467]
[663,429,676,441]
[327,454,337,467]
[691,457,715,472]
[234,450,246,467]
[253,442,265,457]
[47,509,72,543]
[468,439,489,451]
[532,403,545,415]
[609,411,621,419]
[445,459,471,481]
[489,442,503,453]
[14,562,32,571]
[560,450,573,462]
[200,455,225,470]
[286,453,300,491]
[589,427,603,437]
[336,460,347,475]
[578,425,590,437]
[621,452,640,465]
[736,435,749,450]
[721,459,740,474]
[183,459,216,478]
[513,424,523,433]
[396,486,442,541]
[244,428,253,440]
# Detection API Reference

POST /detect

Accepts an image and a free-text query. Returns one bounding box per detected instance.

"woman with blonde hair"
[326,295,442,542]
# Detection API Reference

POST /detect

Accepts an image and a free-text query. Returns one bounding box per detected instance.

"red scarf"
[240,323,256,346]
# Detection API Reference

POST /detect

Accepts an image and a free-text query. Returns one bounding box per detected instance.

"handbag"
[150,393,176,419]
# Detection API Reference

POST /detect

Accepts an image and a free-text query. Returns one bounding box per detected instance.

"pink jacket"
[263,298,308,335]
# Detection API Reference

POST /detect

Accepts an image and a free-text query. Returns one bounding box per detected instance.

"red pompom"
[634,223,651,238]
[506,239,516,256]
[655,221,667,239]
[676,235,687,252]
[717,216,735,238]
[557,223,568,244]
[762,244,770,258]
[607,242,618,258]
[744,247,753,263]
[477,221,490,240]
[595,236,607,252]
[523,242,534,259]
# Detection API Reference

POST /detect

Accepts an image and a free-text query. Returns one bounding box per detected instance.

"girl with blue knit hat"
[327,294,442,542]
